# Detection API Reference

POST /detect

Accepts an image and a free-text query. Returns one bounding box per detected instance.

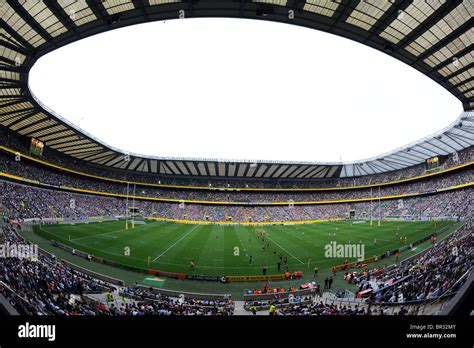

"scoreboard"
[426,155,446,170]
[29,138,44,156]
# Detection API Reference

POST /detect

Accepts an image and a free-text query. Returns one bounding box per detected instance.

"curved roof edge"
[1,0,473,179]
[19,94,474,178]
[339,110,474,177]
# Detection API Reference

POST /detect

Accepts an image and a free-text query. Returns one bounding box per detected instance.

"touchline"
[18,322,55,342]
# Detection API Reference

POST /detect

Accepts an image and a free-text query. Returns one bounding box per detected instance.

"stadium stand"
[0,1,473,321]
[1,180,472,223]
[0,224,234,316]
[0,150,472,202]
[247,220,473,316]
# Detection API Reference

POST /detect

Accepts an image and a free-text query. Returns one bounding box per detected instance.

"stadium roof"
[1,0,473,179]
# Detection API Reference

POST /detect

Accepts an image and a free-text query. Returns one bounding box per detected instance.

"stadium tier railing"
[119,288,234,309]
[321,267,472,315]
[1,145,473,192]
[326,291,462,315]
[61,259,125,287]
[243,287,316,301]
[0,285,20,315]
[440,271,474,315]
[397,223,464,268]
[10,225,126,288]
[131,284,230,301]
[2,169,473,206]
[244,295,316,312]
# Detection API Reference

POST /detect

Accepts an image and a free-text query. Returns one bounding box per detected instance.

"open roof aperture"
[29,18,462,163]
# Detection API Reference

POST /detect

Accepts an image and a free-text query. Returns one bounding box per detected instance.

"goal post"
[126,206,146,227]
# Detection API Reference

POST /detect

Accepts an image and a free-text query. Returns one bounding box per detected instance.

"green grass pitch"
[34,220,454,276]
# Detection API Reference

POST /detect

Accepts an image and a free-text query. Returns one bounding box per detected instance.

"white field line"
[333,229,393,243]
[265,235,304,264]
[70,227,128,242]
[61,238,307,269]
[152,226,199,262]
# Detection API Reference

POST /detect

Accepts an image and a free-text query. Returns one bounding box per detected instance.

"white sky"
[29,18,462,163]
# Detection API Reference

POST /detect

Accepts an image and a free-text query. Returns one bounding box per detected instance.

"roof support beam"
[132,0,150,21]
[306,166,327,178]
[0,19,35,52]
[80,151,114,162]
[380,157,410,168]
[0,106,35,118]
[363,162,379,175]
[396,0,461,50]
[27,126,68,139]
[452,76,473,89]
[281,165,301,179]
[123,156,137,171]
[275,165,294,179]
[3,110,37,128]
[356,164,370,176]
[405,147,431,158]
[425,139,451,154]
[170,161,185,175]
[364,0,412,41]
[297,165,317,178]
[329,1,357,29]
[430,44,473,74]
[53,142,98,152]
[224,162,230,177]
[443,133,465,149]
[131,158,145,171]
[388,153,419,166]
[394,150,425,162]
[0,80,25,89]
[102,155,122,167]
[181,162,193,176]
[415,143,439,156]
[43,0,78,33]
[86,0,109,22]
[285,165,304,178]
[414,18,474,63]
[0,98,27,109]
[6,0,54,44]
[365,161,386,173]
[203,162,211,177]
[449,131,474,143]
[253,163,268,178]
[301,166,321,179]
[434,137,458,153]
[0,38,30,57]
[374,160,398,172]
[46,138,86,149]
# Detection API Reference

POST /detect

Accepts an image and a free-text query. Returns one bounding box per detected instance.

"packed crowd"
[354,222,473,304]
[0,224,234,315]
[0,149,472,204]
[0,224,113,315]
[278,301,368,316]
[120,287,234,315]
[1,125,472,191]
[257,217,473,316]
[1,181,472,222]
